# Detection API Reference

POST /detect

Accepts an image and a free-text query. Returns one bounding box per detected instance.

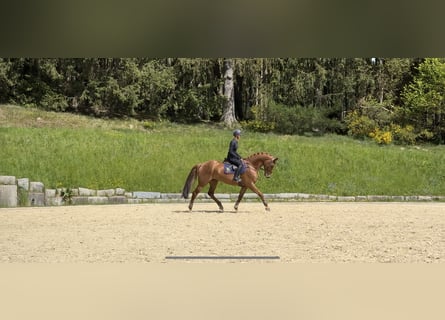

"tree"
[401,58,445,142]
[138,59,175,120]
[221,58,237,127]
[168,58,223,122]
[372,58,413,106]
[0,59,14,103]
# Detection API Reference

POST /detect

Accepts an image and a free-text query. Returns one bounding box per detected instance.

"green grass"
[1,104,445,195]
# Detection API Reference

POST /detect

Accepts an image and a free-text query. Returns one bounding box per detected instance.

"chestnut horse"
[181,152,278,211]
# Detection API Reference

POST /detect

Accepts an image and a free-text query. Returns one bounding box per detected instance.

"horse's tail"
[181,164,199,199]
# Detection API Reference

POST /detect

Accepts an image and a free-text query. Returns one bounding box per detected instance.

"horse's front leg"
[248,184,270,211]
[234,187,247,211]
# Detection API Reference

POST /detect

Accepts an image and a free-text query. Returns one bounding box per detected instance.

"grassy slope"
[1,104,445,195]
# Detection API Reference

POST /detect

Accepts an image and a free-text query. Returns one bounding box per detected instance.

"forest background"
[1,57,445,144]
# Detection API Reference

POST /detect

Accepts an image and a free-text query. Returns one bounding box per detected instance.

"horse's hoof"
[265,207,270,212]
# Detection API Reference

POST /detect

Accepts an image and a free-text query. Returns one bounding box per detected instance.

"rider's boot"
[233,166,242,182]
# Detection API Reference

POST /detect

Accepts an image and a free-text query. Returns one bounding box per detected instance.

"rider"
[226,129,244,182]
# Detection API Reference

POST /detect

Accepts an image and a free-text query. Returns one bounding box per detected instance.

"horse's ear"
[273,157,278,163]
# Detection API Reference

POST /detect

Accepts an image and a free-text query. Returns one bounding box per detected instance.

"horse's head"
[263,157,278,178]
[245,152,278,178]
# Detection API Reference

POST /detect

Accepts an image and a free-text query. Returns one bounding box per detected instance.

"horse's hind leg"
[208,179,224,212]
[188,185,203,211]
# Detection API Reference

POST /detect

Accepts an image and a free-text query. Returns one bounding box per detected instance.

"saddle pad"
[223,162,247,175]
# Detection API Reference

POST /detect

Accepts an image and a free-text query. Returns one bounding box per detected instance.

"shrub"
[267,102,340,135]
[345,103,423,145]
[142,120,156,130]
[17,188,29,206]
[240,119,275,133]
[390,124,416,145]
[369,128,392,144]
[345,110,377,139]
[40,92,69,111]
[417,129,435,142]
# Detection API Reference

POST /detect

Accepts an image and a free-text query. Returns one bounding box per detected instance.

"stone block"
[276,193,299,199]
[161,193,182,199]
[46,196,64,206]
[108,196,127,204]
[367,195,390,201]
[71,197,89,205]
[115,188,126,195]
[213,193,230,199]
[45,190,61,205]
[30,182,45,193]
[88,197,108,205]
[79,188,96,196]
[97,189,115,197]
[337,196,356,202]
[28,192,45,206]
[45,189,56,198]
[17,178,29,190]
[0,176,16,185]
[133,192,161,199]
[232,193,257,199]
[29,181,45,193]
[128,198,143,204]
[0,185,18,207]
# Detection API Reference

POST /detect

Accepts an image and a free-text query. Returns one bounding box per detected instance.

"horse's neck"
[246,154,269,171]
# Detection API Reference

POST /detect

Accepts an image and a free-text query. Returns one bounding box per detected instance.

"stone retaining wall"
[0,176,17,207]
[1,175,444,208]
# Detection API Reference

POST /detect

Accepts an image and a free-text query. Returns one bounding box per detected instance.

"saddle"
[223,159,247,175]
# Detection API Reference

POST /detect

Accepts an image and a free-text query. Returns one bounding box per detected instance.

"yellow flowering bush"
[369,128,392,144]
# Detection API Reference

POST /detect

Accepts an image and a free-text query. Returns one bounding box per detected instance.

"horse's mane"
[245,152,273,161]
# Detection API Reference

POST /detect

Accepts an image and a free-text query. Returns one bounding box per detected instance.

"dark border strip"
[165,256,280,260]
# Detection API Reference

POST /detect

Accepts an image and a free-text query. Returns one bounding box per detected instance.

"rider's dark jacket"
[226,138,242,165]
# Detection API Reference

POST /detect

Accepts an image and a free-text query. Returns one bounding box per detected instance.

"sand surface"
[1,202,444,262]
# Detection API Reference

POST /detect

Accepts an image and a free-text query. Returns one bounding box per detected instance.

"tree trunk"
[221,58,237,127]
[378,59,384,104]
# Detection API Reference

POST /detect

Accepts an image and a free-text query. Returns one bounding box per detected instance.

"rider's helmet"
[233,129,241,137]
